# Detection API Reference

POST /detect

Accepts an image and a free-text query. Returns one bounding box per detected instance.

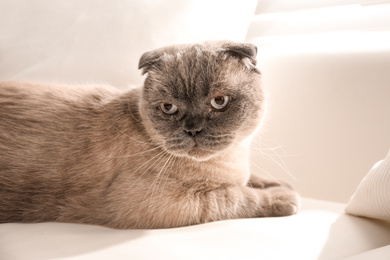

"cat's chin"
[167,147,221,162]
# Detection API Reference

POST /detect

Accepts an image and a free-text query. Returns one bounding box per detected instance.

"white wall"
[249,48,390,203]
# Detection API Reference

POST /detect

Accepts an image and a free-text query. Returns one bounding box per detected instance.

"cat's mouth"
[164,134,234,161]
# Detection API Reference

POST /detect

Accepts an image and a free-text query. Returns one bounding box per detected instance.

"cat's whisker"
[250,145,284,152]
[132,151,170,186]
[254,146,300,183]
[118,150,168,191]
[111,125,158,146]
[100,145,162,159]
[248,144,299,158]
[232,139,300,182]
[138,153,176,223]
[160,155,177,196]
[256,138,289,154]
[246,137,300,159]
[133,152,172,221]
[152,153,174,194]
[153,153,176,202]
[142,153,173,211]
[142,153,171,194]
[248,159,281,185]
[261,142,298,180]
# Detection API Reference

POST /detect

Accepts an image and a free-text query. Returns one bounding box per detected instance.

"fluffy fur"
[0,41,299,229]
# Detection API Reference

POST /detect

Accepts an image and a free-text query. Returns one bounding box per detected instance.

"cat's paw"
[266,187,300,217]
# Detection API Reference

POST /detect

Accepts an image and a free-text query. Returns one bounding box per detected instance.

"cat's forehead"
[152,50,246,99]
[142,42,261,103]
[166,50,214,98]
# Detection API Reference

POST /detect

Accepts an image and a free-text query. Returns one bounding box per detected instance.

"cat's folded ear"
[220,42,260,74]
[138,49,163,75]
[139,42,260,75]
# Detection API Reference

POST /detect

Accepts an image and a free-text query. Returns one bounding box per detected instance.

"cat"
[0,41,300,229]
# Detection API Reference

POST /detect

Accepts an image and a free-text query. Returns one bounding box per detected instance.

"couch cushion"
[1,198,390,260]
[345,149,390,222]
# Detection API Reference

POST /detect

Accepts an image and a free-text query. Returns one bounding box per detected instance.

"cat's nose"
[184,129,202,137]
[183,116,204,137]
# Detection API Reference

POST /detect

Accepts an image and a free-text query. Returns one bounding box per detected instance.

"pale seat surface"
[1,198,390,260]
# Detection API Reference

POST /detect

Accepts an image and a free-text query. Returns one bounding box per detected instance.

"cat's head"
[138,41,264,161]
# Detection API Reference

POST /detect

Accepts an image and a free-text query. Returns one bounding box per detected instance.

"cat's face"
[139,41,264,161]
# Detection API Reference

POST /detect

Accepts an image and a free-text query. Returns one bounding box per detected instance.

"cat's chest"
[171,156,251,186]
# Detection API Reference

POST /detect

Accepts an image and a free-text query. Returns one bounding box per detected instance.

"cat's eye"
[160,103,178,114]
[211,96,229,110]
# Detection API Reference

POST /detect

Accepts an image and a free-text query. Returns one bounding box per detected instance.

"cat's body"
[0,41,299,229]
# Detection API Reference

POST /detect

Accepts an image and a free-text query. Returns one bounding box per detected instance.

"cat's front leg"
[134,182,300,228]
[198,184,300,223]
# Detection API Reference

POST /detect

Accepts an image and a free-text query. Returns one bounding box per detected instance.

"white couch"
[1,1,390,259]
[1,198,389,260]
